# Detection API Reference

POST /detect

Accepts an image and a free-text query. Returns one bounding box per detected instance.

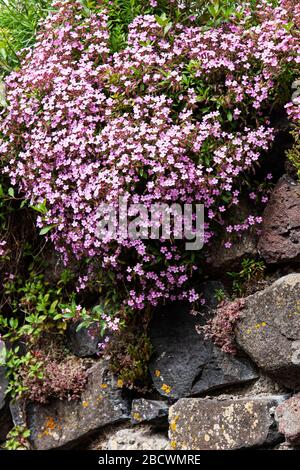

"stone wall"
[1,175,300,450]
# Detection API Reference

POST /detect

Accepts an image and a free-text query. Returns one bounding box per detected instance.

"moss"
[108,307,153,390]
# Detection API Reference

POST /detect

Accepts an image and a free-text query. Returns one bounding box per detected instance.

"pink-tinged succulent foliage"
[199,298,246,354]
[0,0,299,310]
[20,351,88,403]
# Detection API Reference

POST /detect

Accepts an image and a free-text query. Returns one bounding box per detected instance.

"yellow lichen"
[132,412,142,421]
[244,401,254,414]
[161,383,172,394]
[170,421,177,431]
[117,379,124,388]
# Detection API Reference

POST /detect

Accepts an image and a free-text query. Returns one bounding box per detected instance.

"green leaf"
[76,321,89,332]
[8,187,15,197]
[163,22,172,36]
[39,224,57,235]
[30,200,48,215]
[227,111,233,122]
[49,300,58,314]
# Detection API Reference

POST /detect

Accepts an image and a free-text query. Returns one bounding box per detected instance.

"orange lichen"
[45,417,56,431]
[38,417,58,439]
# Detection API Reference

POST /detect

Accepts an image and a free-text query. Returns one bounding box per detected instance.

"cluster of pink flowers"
[0,0,299,309]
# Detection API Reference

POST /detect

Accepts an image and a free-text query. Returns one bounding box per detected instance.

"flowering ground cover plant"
[0,0,299,315]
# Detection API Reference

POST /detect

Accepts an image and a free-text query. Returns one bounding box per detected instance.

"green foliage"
[2,425,31,450]
[0,268,75,399]
[214,288,227,303]
[0,0,51,73]
[287,126,300,179]
[103,0,248,53]
[104,0,142,52]
[0,346,43,399]
[228,258,266,297]
[0,180,27,230]
[110,332,153,389]
[109,307,153,390]
[0,270,77,343]
[0,264,126,399]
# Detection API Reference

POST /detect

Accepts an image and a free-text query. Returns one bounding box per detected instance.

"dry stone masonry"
[1,177,300,449]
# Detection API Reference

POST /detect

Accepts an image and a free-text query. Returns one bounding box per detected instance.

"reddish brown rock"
[275,394,300,445]
[258,176,300,264]
[208,232,258,271]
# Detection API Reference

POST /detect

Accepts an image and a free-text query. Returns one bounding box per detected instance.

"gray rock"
[150,303,258,399]
[68,321,101,357]
[43,251,65,285]
[27,360,130,449]
[169,396,287,450]
[0,404,12,442]
[106,426,170,450]
[131,399,169,425]
[275,393,300,445]
[0,341,12,442]
[199,281,225,309]
[258,176,300,264]
[236,274,300,389]
[275,441,295,450]
[9,399,27,427]
[0,340,8,411]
